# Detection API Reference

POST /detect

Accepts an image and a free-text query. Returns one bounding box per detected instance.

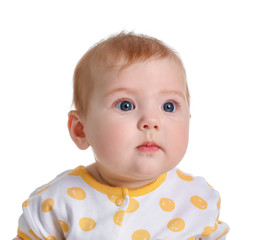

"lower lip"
[137,145,160,152]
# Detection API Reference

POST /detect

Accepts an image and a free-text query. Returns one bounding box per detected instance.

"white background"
[1,0,257,239]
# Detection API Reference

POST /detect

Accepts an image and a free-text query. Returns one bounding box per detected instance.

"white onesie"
[18,166,229,240]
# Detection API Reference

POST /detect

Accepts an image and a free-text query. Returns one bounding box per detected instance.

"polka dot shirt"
[18,166,229,240]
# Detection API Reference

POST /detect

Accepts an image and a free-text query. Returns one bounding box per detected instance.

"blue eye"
[115,100,135,111]
[163,102,176,112]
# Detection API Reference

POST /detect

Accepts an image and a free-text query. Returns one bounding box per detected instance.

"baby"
[15,32,229,240]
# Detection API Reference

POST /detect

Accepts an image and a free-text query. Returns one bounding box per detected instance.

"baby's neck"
[85,163,159,189]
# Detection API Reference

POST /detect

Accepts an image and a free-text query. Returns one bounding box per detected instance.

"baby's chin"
[135,154,180,174]
[127,162,167,180]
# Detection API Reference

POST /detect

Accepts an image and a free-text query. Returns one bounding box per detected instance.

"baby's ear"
[68,110,90,150]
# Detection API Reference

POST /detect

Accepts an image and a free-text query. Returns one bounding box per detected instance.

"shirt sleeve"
[17,195,65,240]
[199,194,230,240]
[17,170,71,240]
[17,183,67,240]
[198,220,229,240]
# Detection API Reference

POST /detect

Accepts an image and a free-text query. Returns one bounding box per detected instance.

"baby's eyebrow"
[159,89,185,99]
[104,87,185,99]
[104,87,138,98]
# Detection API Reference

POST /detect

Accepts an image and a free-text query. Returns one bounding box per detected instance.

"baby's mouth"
[137,141,160,152]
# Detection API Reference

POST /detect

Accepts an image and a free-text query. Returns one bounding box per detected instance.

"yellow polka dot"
[190,195,208,209]
[59,220,69,233]
[41,198,54,212]
[36,185,49,195]
[186,237,196,240]
[107,194,125,206]
[79,217,96,231]
[22,199,29,208]
[113,210,125,226]
[159,198,175,212]
[201,226,214,236]
[176,169,194,181]
[201,224,218,236]
[67,187,86,200]
[126,198,139,213]
[132,229,151,240]
[167,218,185,232]
[46,237,56,240]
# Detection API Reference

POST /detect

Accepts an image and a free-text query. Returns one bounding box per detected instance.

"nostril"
[142,124,159,130]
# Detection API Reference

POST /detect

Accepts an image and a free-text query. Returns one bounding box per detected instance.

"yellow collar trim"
[74,166,167,197]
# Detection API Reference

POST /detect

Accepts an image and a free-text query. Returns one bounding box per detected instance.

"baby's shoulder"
[169,167,217,186]
[162,168,222,221]
[159,169,229,237]
[28,166,84,199]
[166,168,221,202]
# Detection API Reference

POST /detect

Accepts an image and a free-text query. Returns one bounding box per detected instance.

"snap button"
[115,197,124,207]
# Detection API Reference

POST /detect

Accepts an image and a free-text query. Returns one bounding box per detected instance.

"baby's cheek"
[93,122,127,158]
[167,124,189,158]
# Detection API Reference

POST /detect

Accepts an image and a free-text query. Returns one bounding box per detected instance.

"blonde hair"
[73,32,190,116]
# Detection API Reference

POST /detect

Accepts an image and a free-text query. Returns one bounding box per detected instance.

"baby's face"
[82,58,190,186]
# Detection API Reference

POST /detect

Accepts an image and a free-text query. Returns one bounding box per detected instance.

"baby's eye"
[115,100,135,111]
[163,102,176,112]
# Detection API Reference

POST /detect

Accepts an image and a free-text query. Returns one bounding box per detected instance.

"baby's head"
[69,32,191,187]
[73,32,190,116]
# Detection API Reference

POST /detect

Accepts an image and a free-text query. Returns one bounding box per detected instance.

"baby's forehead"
[103,57,186,81]
[95,58,187,94]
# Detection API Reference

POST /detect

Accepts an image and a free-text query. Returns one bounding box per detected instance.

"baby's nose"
[137,117,160,131]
